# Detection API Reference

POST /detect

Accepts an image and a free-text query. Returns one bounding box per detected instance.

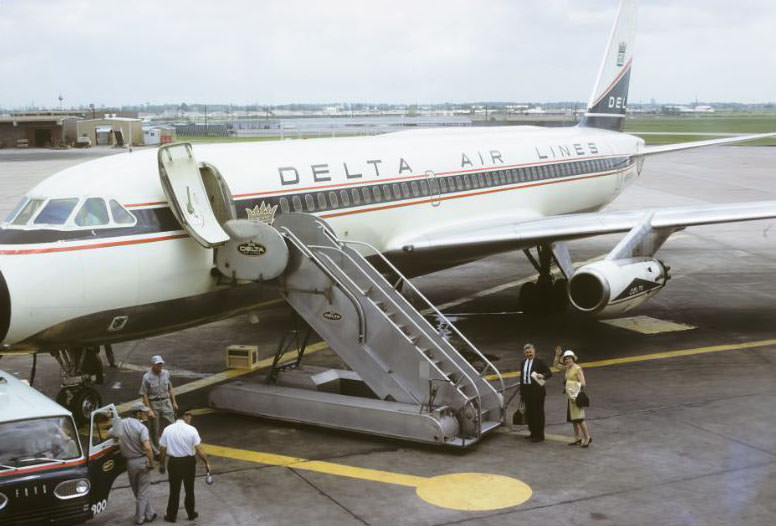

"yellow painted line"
[115,341,330,414]
[599,315,695,334]
[201,443,425,487]
[201,443,532,511]
[488,338,776,381]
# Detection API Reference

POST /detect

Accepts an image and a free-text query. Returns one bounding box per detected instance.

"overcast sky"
[2,0,775,109]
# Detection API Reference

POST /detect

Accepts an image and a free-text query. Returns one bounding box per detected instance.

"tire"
[518,282,537,314]
[552,279,569,312]
[71,387,102,426]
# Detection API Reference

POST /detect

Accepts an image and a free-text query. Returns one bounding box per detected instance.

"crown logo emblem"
[246,201,278,224]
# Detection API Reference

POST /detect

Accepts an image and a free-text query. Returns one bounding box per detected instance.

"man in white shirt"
[159,408,211,523]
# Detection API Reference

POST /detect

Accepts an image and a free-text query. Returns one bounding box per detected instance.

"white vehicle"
[0,0,773,441]
[0,370,123,524]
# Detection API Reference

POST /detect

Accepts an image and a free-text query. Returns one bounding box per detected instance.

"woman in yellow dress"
[553,346,592,447]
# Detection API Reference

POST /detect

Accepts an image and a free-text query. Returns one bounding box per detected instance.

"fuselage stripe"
[0,233,188,255]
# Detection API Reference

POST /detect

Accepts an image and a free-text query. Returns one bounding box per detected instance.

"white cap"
[151,355,164,365]
[561,350,578,361]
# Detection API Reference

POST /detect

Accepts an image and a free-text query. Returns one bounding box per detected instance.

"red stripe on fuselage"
[0,233,188,256]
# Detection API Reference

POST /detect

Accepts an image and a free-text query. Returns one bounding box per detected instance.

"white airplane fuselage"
[0,125,643,347]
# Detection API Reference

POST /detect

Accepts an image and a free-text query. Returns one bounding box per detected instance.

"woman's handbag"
[576,389,590,408]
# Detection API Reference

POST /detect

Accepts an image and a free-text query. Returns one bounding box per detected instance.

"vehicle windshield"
[0,416,81,467]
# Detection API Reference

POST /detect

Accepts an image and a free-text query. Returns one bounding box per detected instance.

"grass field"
[625,114,776,145]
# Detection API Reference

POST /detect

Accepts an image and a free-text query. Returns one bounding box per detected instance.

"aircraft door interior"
[157,143,231,247]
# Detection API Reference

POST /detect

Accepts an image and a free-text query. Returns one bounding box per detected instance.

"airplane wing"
[636,132,776,156]
[387,201,776,255]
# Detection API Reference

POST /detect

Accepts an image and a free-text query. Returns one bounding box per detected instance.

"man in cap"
[159,408,211,522]
[519,343,553,442]
[140,355,178,456]
[110,402,157,525]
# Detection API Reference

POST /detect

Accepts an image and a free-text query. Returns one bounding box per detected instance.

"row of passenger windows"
[7,197,136,227]
[270,157,629,214]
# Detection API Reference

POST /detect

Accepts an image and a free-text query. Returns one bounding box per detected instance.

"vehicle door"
[87,404,125,518]
[158,142,231,247]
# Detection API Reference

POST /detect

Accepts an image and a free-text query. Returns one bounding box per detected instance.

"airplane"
[0,0,774,425]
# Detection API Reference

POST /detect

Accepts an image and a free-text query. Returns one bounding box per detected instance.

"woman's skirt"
[567,398,586,423]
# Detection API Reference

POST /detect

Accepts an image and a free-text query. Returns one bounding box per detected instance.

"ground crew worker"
[110,401,157,525]
[139,355,178,455]
[159,408,211,522]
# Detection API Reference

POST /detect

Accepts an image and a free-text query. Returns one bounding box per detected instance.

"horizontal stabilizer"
[637,132,776,156]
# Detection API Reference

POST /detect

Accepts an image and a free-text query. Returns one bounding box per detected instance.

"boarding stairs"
[209,213,504,446]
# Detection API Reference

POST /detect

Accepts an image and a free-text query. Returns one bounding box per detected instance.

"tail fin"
[579,0,638,132]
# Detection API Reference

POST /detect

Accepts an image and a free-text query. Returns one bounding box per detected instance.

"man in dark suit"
[519,343,553,442]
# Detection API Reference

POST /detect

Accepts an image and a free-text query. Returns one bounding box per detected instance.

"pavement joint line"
[114,341,330,414]
[119,362,211,378]
[495,428,576,444]
[487,337,776,381]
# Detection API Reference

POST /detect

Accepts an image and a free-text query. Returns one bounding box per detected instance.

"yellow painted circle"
[415,472,532,511]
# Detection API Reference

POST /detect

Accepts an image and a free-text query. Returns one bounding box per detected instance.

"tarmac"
[1,144,775,525]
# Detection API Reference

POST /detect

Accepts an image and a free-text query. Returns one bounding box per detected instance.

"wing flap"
[388,201,776,254]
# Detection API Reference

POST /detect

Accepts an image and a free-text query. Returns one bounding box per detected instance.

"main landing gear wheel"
[519,245,569,316]
[56,387,102,425]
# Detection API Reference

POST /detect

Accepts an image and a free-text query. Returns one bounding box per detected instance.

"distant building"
[77,117,144,146]
[143,125,176,145]
[0,114,81,148]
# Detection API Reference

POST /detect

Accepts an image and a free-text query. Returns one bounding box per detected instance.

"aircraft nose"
[0,270,9,343]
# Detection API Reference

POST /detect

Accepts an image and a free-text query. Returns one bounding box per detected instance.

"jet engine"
[568,258,669,316]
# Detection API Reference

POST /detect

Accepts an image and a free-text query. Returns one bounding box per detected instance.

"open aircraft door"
[158,143,231,248]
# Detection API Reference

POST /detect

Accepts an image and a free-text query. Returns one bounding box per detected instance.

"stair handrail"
[310,243,481,408]
[336,236,505,395]
[279,226,367,343]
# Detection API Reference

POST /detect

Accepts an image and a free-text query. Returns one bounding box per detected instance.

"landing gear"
[51,348,104,424]
[55,386,102,425]
[518,245,569,316]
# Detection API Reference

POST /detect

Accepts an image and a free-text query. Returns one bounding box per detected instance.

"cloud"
[1,0,774,108]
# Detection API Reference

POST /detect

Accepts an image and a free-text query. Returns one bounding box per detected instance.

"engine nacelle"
[568,258,668,316]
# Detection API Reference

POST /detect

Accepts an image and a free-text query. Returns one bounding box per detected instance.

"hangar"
[76,117,144,146]
[0,112,82,148]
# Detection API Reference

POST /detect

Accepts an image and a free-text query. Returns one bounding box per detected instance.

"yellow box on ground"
[225,345,261,370]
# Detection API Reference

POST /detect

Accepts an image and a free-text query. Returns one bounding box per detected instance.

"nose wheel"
[56,387,103,425]
[51,347,106,425]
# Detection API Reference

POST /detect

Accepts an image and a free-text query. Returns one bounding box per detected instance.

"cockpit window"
[74,198,109,227]
[4,198,29,223]
[33,198,78,225]
[109,200,135,225]
[11,199,44,225]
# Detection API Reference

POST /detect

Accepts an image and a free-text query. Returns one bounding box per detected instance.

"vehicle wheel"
[71,387,102,425]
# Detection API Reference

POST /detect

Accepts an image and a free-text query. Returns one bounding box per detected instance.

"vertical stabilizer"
[579,0,638,131]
